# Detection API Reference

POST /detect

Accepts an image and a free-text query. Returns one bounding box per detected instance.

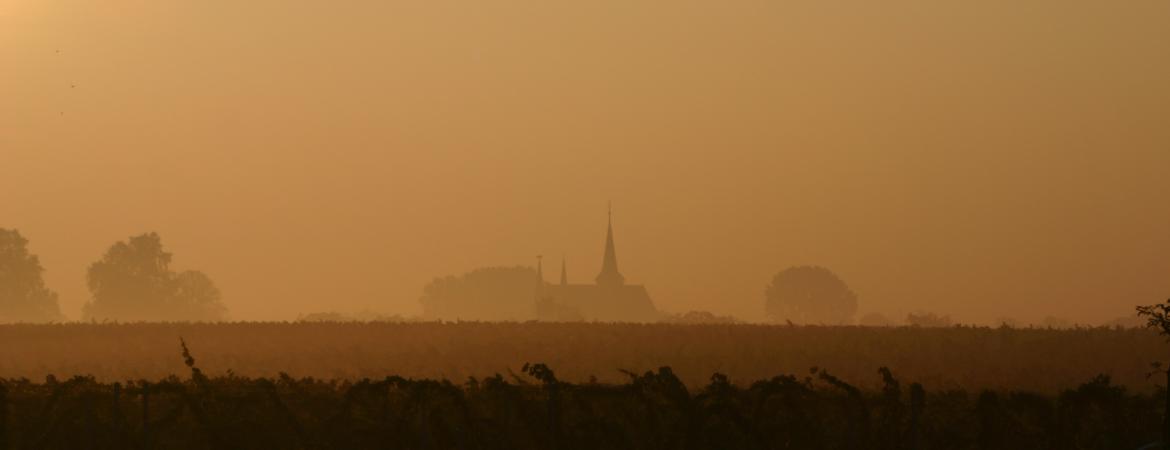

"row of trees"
[0,229,226,323]
[5,228,858,324]
[420,264,1082,327]
[417,264,862,324]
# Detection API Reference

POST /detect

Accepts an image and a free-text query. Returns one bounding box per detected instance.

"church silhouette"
[534,208,660,322]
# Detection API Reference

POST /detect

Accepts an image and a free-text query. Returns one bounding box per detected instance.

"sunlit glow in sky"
[2,0,1168,323]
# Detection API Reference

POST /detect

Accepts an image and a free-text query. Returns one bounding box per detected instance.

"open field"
[0,322,1162,392]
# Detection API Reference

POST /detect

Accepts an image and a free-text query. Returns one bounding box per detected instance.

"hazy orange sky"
[2,0,1168,323]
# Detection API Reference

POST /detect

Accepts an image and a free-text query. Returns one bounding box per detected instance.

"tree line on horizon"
[415,265,1051,327]
[3,227,863,325]
[417,264,1139,327]
[416,264,864,324]
[0,229,226,323]
[1,228,1139,326]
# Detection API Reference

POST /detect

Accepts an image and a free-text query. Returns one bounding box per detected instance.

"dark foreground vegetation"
[0,358,1163,450]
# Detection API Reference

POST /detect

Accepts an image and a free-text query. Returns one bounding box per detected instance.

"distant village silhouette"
[533,206,658,322]
[413,206,665,323]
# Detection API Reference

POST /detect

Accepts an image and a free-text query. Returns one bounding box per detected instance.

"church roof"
[542,283,659,322]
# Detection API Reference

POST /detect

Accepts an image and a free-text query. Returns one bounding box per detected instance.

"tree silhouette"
[419,266,538,321]
[170,270,227,321]
[1136,298,1170,445]
[83,232,227,321]
[764,266,857,325]
[0,228,64,322]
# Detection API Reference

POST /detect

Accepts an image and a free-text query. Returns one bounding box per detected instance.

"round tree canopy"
[764,266,857,325]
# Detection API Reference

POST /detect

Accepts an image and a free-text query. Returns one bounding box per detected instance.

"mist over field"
[3,0,1169,325]
[0,322,1163,392]
[3,1,1170,447]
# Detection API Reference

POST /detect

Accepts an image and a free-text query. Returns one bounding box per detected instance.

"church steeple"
[595,203,626,286]
[560,255,568,286]
[534,255,545,298]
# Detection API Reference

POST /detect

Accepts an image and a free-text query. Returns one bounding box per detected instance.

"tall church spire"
[560,255,568,286]
[595,203,625,286]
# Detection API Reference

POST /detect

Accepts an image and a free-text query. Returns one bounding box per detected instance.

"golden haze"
[1,0,1168,322]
